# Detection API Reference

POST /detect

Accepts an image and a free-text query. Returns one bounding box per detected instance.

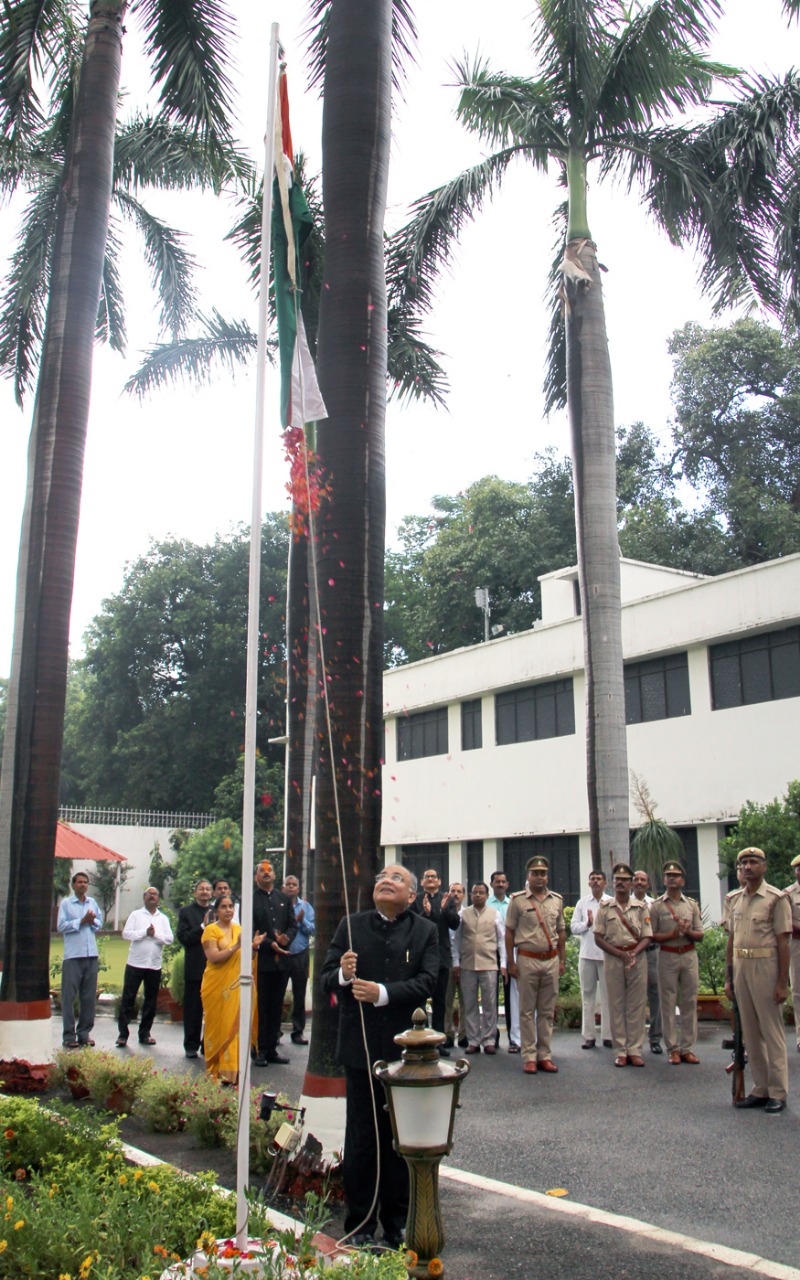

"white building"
[381,555,800,919]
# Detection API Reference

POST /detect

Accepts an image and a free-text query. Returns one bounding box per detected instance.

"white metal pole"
[113,860,121,932]
[236,21,281,1250]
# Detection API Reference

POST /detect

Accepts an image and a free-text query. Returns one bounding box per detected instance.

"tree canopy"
[60,519,289,813]
[719,781,800,890]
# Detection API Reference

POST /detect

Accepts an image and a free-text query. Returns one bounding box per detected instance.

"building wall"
[383,555,800,919]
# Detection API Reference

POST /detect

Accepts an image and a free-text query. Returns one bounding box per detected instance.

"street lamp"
[373,1009,470,1279]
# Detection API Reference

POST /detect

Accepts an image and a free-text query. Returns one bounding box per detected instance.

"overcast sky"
[0,0,795,676]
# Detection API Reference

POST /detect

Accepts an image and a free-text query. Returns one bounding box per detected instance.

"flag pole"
[236,20,281,1250]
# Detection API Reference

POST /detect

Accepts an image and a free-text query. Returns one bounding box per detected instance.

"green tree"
[169,818,244,908]
[60,521,289,813]
[669,319,800,564]
[719,781,800,890]
[213,752,284,853]
[89,859,132,916]
[147,841,175,900]
[630,773,686,894]
[0,0,238,1021]
[387,1,800,869]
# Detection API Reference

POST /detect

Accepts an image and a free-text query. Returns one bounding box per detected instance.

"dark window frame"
[710,626,800,711]
[461,698,483,751]
[397,706,449,761]
[495,678,575,745]
[625,651,691,725]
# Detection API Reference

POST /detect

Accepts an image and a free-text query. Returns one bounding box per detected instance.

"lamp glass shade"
[390,1081,455,1149]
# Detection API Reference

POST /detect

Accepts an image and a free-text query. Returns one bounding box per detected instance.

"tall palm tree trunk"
[284,512,317,883]
[0,1,126,1046]
[564,236,628,873]
[305,0,391,1103]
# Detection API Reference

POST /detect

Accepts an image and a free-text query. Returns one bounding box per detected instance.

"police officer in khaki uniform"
[594,863,652,1067]
[650,860,704,1064]
[505,856,565,1075]
[725,846,791,1113]
[785,854,800,1054]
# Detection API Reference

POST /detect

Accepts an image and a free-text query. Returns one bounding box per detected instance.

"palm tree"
[0,0,238,1059]
[387,0,800,872]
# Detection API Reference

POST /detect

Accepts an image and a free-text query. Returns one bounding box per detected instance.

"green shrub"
[696,925,728,995]
[0,1095,118,1177]
[169,947,186,1004]
[558,936,581,999]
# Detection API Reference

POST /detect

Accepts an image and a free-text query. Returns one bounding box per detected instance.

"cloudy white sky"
[0,0,795,676]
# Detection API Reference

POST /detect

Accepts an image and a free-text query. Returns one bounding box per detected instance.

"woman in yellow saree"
[201,895,265,1083]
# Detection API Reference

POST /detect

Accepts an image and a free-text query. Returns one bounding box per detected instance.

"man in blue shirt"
[282,873,315,1045]
[57,871,103,1047]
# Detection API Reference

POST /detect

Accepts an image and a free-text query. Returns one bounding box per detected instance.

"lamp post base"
[404,1153,445,1277]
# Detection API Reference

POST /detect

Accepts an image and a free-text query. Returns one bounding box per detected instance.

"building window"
[401,843,449,886]
[502,836,581,906]
[466,840,483,890]
[625,652,691,725]
[461,699,482,751]
[397,707,448,760]
[710,626,800,710]
[495,679,575,745]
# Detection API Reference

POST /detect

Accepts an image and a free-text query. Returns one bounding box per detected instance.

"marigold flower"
[14,1168,25,1180]
[79,1255,93,1277]
[0,1241,7,1253]
[427,1259,443,1276]
[4,1197,11,1210]
[404,1250,418,1266]
[153,1245,168,1257]
[13,1219,24,1230]
[134,1170,143,1181]
[147,1180,159,1193]
[3,1129,14,1140]
[118,1174,127,1185]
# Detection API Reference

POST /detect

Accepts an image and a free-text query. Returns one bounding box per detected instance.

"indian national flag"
[273,70,327,429]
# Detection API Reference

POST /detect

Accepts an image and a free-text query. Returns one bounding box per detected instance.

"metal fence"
[58,806,216,829]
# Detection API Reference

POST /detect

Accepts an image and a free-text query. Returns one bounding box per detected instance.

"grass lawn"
[49,933,130,989]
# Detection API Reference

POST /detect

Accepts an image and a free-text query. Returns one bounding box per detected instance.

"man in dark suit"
[252,859,297,1065]
[176,879,214,1058]
[321,864,439,1249]
[412,867,460,1056]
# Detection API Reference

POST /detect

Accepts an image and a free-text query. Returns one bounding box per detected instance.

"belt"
[734,947,776,959]
[517,947,558,960]
[616,943,638,952]
[660,944,695,954]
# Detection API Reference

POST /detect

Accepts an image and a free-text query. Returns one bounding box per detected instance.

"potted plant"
[81,1048,152,1113]
[696,924,729,1019]
[167,949,185,1023]
[50,1047,91,1100]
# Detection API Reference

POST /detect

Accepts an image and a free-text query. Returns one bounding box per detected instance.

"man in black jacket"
[413,867,460,1056]
[252,860,297,1065]
[321,864,439,1248]
[176,879,213,1058]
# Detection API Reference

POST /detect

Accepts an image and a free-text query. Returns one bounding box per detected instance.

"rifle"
[725,981,746,1103]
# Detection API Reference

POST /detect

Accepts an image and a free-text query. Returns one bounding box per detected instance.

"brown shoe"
[669,1051,681,1065]
[483,1045,497,1055]
[538,1059,558,1073]
[523,1061,538,1074]
[680,1051,700,1064]
[614,1055,628,1067]
[628,1055,645,1067]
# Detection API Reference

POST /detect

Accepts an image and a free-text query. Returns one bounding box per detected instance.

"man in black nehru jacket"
[321,864,439,1249]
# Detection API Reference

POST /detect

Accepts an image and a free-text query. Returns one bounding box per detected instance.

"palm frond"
[543,198,568,415]
[0,175,58,403]
[594,0,734,137]
[113,113,252,194]
[114,188,197,336]
[124,310,258,399]
[0,0,70,142]
[534,0,618,128]
[386,306,448,409]
[453,55,566,158]
[385,149,519,319]
[132,0,236,145]
[95,217,126,352]
[305,0,417,96]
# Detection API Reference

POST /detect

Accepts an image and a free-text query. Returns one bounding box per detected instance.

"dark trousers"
[343,1066,408,1238]
[256,966,289,1056]
[183,976,204,1053]
[61,956,98,1045]
[118,965,161,1041]
[286,949,309,1038]
[430,964,449,1033]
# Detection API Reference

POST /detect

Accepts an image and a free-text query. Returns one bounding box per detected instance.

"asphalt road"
[51,1011,800,1279]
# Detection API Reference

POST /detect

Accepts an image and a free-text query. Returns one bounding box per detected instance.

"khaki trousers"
[657,949,699,1054]
[517,954,559,1063]
[733,954,789,1101]
[604,952,647,1056]
[790,939,800,1048]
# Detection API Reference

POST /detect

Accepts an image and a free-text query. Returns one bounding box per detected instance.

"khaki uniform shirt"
[594,898,652,947]
[650,893,702,941]
[729,883,791,948]
[721,889,738,934]
[784,882,800,937]
[505,888,564,950]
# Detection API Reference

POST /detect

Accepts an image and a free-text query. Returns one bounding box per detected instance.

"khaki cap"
[790,854,800,869]
[526,855,549,871]
[612,862,634,878]
[737,847,766,862]
[662,860,685,875]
